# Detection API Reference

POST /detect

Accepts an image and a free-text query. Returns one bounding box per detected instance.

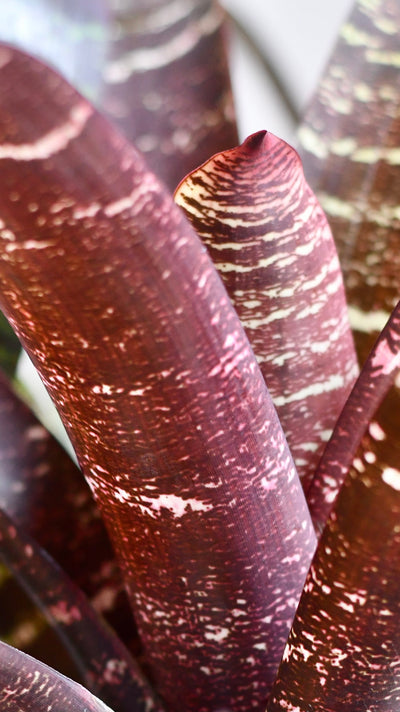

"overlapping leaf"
[309,299,400,532]
[0,0,238,192]
[0,506,162,712]
[268,384,400,711]
[0,46,315,712]
[0,641,115,712]
[0,371,138,655]
[175,131,358,490]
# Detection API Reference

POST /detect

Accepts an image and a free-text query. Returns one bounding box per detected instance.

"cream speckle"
[382,467,400,491]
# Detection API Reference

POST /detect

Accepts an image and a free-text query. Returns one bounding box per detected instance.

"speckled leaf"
[0,0,238,192]
[309,299,400,533]
[0,640,116,711]
[299,0,400,366]
[0,370,138,656]
[0,507,162,712]
[268,393,400,712]
[175,131,358,490]
[0,47,316,712]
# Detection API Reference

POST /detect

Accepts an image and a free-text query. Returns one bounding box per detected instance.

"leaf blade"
[0,46,315,711]
[175,131,358,489]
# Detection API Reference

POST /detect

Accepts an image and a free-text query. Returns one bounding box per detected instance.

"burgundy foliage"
[0,370,138,656]
[0,1,400,710]
[0,507,162,712]
[0,0,238,192]
[175,131,358,490]
[309,299,400,532]
[0,47,315,712]
[268,393,400,712]
[299,0,400,365]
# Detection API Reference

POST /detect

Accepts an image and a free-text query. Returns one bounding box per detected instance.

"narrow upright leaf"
[268,396,400,712]
[309,299,400,532]
[175,132,358,489]
[0,47,315,712]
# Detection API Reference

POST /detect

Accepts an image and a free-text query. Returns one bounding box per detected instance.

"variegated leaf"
[0,46,315,711]
[175,131,358,490]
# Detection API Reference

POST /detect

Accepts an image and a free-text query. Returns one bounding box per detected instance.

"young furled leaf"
[0,640,115,711]
[0,46,316,712]
[175,131,358,490]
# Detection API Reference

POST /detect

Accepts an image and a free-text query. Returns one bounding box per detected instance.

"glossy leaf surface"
[0,371,137,654]
[175,131,358,489]
[309,299,400,532]
[0,0,238,192]
[268,392,400,712]
[0,507,162,712]
[0,47,316,712]
[0,641,115,711]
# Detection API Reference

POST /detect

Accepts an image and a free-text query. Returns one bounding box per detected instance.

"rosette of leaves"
[0,1,399,712]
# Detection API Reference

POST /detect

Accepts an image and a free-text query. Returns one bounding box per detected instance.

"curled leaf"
[0,370,138,654]
[0,640,115,711]
[0,0,238,191]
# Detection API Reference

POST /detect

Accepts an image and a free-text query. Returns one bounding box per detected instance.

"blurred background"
[223,0,354,143]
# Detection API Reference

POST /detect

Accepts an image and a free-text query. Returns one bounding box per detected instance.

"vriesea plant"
[0,1,399,711]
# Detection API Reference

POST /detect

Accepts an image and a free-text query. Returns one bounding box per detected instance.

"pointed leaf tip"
[0,45,315,711]
[175,131,358,489]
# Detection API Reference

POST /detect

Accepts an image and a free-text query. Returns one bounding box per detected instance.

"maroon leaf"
[0,640,116,711]
[0,507,163,712]
[0,370,138,655]
[0,0,238,192]
[309,299,400,532]
[298,0,400,366]
[0,46,316,711]
[267,396,400,712]
[175,131,358,490]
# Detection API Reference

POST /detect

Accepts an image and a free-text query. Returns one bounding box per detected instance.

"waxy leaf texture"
[0,46,315,712]
[0,641,116,712]
[310,299,400,532]
[176,131,358,491]
[0,0,238,192]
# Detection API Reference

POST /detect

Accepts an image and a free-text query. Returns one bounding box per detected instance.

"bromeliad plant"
[0,0,399,711]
